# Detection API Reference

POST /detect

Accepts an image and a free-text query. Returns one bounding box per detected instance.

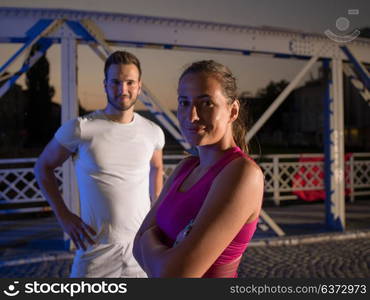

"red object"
[292,154,352,201]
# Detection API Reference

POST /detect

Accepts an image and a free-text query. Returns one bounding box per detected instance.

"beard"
[107,95,137,111]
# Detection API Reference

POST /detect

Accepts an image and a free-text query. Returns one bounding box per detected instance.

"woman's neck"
[197,138,237,169]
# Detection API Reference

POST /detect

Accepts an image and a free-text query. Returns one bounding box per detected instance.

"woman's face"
[177,72,236,147]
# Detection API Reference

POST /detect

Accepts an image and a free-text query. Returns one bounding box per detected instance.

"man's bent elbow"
[34,158,54,182]
[34,159,44,180]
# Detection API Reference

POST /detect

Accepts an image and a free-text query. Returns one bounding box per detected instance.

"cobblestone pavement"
[0,259,72,278]
[0,236,369,278]
[238,237,370,278]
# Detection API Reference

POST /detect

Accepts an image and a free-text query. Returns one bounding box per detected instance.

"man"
[35,51,165,277]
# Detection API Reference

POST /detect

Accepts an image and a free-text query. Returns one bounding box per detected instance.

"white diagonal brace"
[79,19,112,57]
[341,45,370,90]
[259,209,285,236]
[246,52,320,143]
[139,89,190,150]
[141,83,181,129]
[87,43,108,61]
[343,63,370,105]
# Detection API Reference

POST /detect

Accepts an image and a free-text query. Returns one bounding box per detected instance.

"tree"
[0,73,29,155]
[239,80,294,151]
[359,27,370,39]
[25,42,55,147]
[256,80,289,101]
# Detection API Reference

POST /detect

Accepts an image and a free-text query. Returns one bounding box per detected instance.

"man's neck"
[103,107,135,124]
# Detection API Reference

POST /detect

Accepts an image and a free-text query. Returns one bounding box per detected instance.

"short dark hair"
[104,51,142,79]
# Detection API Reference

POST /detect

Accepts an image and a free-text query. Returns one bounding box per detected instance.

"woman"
[133,60,264,278]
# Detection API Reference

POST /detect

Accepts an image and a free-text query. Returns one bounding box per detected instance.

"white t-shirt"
[55,110,165,244]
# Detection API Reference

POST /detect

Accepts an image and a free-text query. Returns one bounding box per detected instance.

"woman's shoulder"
[231,153,262,172]
[219,154,264,184]
[210,154,264,216]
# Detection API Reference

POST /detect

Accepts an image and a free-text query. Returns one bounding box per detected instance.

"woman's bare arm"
[133,156,194,269]
[138,157,264,277]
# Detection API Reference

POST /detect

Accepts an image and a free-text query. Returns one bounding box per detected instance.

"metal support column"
[60,24,79,248]
[323,55,346,231]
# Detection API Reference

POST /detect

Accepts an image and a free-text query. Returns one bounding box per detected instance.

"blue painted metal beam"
[323,58,345,231]
[0,38,53,98]
[0,19,55,77]
[341,46,370,91]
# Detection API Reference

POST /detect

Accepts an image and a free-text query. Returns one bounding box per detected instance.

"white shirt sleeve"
[54,118,81,152]
[154,125,165,150]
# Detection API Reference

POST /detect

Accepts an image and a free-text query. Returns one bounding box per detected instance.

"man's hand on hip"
[56,209,97,250]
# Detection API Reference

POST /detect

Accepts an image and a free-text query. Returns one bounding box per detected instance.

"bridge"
[0,7,369,239]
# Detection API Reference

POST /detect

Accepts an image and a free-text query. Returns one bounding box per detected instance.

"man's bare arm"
[149,149,164,204]
[34,138,96,250]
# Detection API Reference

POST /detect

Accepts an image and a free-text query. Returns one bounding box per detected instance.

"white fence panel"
[0,153,369,213]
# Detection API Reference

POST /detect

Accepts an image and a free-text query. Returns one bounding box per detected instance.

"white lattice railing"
[258,153,370,205]
[1,153,369,213]
[0,158,62,214]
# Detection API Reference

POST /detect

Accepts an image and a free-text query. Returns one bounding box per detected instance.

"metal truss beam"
[1,7,370,63]
[60,23,79,249]
[259,210,285,237]
[0,18,63,77]
[341,45,370,90]
[0,38,53,98]
[343,63,370,106]
[0,18,63,99]
[3,7,370,236]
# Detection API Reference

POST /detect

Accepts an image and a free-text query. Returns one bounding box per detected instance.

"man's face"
[104,63,142,112]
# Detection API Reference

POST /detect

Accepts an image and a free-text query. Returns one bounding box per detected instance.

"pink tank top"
[156,147,258,277]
